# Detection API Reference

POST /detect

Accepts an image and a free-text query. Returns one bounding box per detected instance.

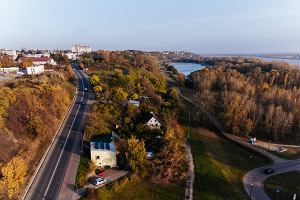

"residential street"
[23,65,92,200]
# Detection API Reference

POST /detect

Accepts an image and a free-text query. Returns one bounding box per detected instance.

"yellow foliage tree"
[1,156,27,199]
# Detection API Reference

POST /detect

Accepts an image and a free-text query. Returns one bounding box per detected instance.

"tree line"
[186,57,300,144]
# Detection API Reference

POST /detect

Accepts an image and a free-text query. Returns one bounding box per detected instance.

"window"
[96,156,100,160]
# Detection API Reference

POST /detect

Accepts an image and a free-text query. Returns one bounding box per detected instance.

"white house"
[90,132,118,168]
[26,65,44,75]
[128,100,140,107]
[71,44,92,55]
[145,112,162,130]
[64,52,77,60]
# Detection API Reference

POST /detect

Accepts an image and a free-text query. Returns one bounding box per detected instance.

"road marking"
[42,69,85,200]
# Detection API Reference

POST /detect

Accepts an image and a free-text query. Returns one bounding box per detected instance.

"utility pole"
[188,111,191,138]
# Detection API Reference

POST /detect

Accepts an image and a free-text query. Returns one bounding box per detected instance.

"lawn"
[189,127,271,200]
[265,171,300,200]
[81,175,185,200]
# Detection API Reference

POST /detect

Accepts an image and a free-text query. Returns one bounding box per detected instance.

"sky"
[0,0,300,54]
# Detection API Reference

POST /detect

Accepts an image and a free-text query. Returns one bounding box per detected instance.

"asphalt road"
[23,65,91,200]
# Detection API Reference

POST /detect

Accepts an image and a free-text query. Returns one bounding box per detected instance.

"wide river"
[173,57,300,76]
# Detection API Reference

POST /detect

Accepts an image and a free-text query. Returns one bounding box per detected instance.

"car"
[95,169,105,176]
[84,88,88,91]
[81,102,85,105]
[92,177,107,186]
[263,168,275,174]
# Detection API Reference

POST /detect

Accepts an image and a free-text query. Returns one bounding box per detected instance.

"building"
[71,44,92,55]
[25,53,51,58]
[0,49,17,60]
[26,65,44,75]
[144,112,162,130]
[128,100,140,107]
[90,132,118,168]
[0,67,20,74]
[20,57,57,66]
[64,52,77,60]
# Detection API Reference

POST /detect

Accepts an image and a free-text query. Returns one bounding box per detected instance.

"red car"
[95,169,105,176]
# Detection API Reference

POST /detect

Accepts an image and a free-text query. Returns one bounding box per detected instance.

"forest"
[185,57,300,144]
[0,64,75,199]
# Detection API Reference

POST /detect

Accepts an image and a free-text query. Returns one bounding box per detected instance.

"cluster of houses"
[90,108,162,168]
[0,44,92,77]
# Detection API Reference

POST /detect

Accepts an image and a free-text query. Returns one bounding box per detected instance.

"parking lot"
[85,169,129,189]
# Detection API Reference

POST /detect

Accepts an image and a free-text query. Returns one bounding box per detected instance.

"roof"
[20,57,51,62]
[90,142,116,152]
[141,112,162,124]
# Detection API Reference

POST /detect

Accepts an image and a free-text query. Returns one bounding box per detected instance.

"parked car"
[95,169,105,176]
[263,168,275,174]
[84,88,88,91]
[92,177,107,186]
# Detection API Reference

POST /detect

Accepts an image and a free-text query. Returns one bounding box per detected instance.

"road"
[23,65,92,200]
[179,90,300,200]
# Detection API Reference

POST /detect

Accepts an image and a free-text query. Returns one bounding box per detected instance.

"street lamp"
[250,183,254,200]
[276,188,280,200]
[249,155,253,169]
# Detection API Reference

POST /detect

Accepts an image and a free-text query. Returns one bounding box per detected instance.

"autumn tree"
[1,156,27,199]
[126,137,150,177]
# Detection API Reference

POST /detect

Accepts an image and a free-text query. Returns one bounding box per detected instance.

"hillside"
[0,67,75,199]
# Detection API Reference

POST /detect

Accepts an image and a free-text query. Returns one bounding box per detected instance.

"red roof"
[21,57,51,62]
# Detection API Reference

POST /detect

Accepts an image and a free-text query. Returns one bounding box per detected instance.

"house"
[71,44,92,55]
[144,112,162,130]
[19,57,57,66]
[26,65,44,75]
[128,100,140,107]
[90,132,119,168]
[0,49,17,60]
[64,52,77,60]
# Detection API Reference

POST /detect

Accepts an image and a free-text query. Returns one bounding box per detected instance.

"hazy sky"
[1,0,300,53]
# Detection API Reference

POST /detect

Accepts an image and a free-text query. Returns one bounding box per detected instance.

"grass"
[266,148,300,160]
[265,171,300,200]
[76,141,91,187]
[189,127,271,200]
[81,175,185,200]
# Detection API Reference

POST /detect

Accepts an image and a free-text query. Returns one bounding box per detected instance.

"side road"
[179,89,300,200]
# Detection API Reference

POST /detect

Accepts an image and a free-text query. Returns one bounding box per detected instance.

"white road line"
[42,68,85,200]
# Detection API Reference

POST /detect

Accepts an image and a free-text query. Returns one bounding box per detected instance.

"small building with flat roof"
[90,133,118,168]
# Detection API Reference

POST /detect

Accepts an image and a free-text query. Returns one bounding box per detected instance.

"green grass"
[265,171,300,200]
[266,148,300,160]
[81,175,185,200]
[189,127,271,200]
[76,153,90,187]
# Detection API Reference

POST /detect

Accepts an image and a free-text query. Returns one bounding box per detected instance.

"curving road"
[179,90,300,200]
[23,64,92,200]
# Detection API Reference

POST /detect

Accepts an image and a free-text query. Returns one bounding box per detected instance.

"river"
[172,57,300,76]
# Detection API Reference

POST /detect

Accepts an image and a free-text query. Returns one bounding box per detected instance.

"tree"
[126,137,149,177]
[152,121,187,182]
[20,58,33,68]
[1,156,27,199]
[113,88,128,101]
[90,75,101,86]
[93,85,102,93]
[131,93,139,100]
